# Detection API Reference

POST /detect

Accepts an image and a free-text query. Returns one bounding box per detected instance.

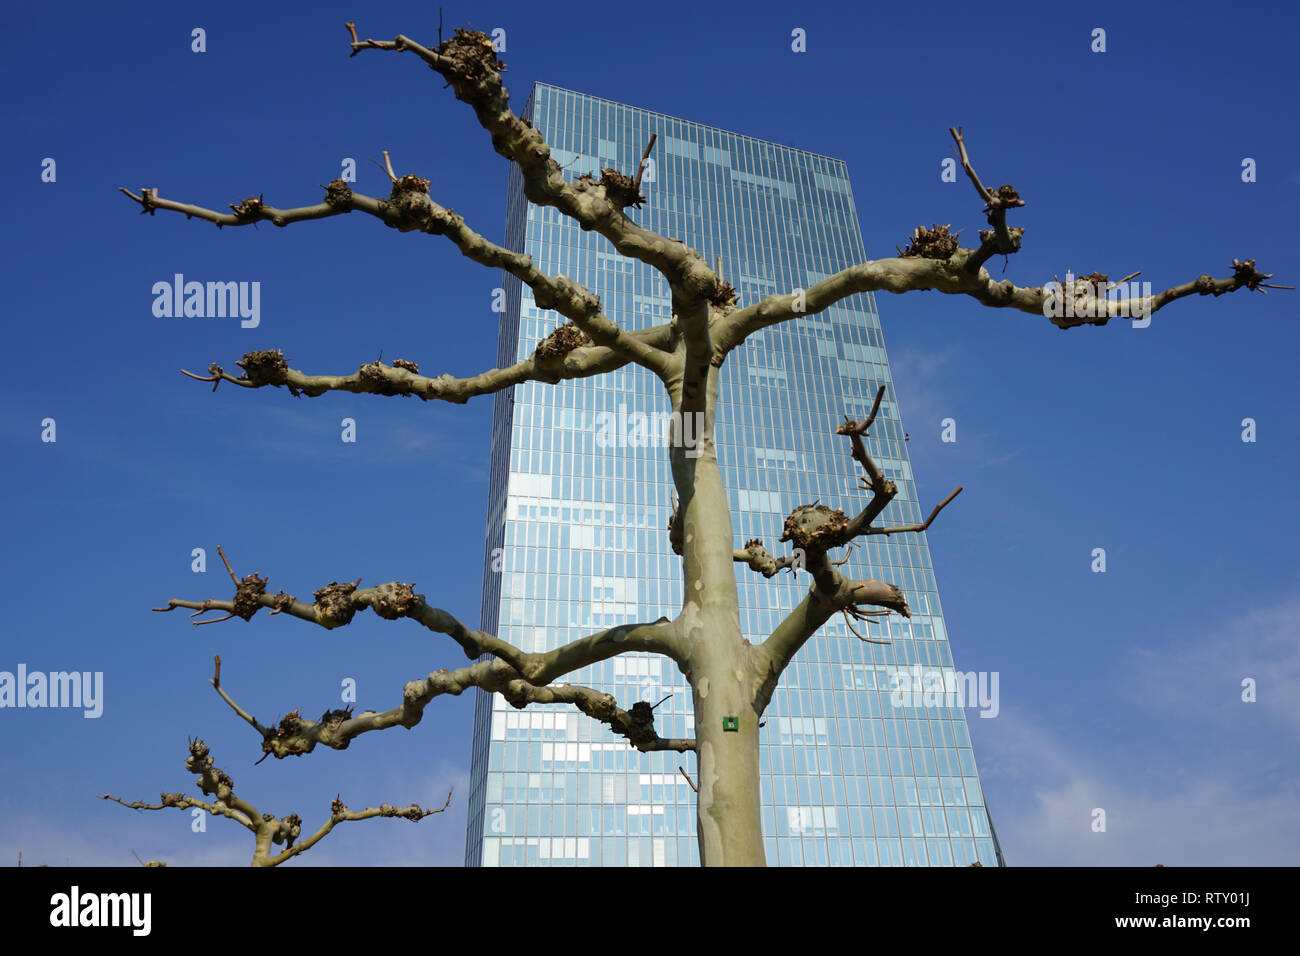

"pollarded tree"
[110,23,1285,866]
[100,724,453,868]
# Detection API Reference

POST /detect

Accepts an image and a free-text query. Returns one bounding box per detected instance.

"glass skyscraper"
[464,83,1000,867]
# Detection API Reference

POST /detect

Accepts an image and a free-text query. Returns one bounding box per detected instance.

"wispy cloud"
[889,345,1020,470]
[888,345,959,440]
[247,405,456,463]
[1125,593,1300,731]
[977,592,1300,865]
[978,712,1300,866]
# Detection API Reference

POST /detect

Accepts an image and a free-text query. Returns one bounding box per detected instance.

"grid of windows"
[465,84,998,866]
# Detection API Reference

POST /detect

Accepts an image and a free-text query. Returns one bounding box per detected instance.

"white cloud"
[977,595,1300,865]
[976,711,1300,866]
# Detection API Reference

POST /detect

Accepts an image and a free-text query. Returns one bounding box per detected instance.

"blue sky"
[2,0,1297,866]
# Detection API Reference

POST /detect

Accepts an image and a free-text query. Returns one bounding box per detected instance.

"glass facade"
[464,84,1000,866]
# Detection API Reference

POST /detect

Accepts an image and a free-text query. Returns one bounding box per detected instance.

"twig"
[948,126,992,203]
[864,486,963,537]
[179,367,223,392]
[632,133,658,192]
[842,607,891,644]
[193,612,235,626]
[217,545,239,585]
[209,662,273,738]
[1105,271,1141,291]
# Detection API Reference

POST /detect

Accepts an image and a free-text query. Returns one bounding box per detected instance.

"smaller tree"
[99,659,451,867]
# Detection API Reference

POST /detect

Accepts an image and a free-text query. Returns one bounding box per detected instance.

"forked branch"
[749,392,965,709]
[711,129,1286,356]
[342,23,719,302]
[949,126,1026,273]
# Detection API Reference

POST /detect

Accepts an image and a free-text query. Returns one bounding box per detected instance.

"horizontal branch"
[99,791,254,831]
[213,656,694,759]
[711,128,1285,356]
[714,254,1284,356]
[733,539,802,578]
[122,174,671,377]
[120,186,351,228]
[179,324,672,405]
[156,552,689,757]
[154,549,684,680]
[266,789,452,867]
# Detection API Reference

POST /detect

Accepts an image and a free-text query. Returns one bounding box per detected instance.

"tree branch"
[752,553,908,714]
[153,551,684,677]
[769,389,960,563]
[714,252,1283,355]
[121,174,671,377]
[861,486,963,537]
[99,792,255,831]
[154,553,687,757]
[831,388,962,540]
[948,126,1026,273]
[266,789,452,867]
[747,391,965,710]
[342,23,718,302]
[212,657,694,759]
[712,129,1285,356]
[733,539,803,578]
[178,322,673,405]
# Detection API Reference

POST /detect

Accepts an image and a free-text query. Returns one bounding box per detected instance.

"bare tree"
[113,23,1284,866]
[99,658,453,867]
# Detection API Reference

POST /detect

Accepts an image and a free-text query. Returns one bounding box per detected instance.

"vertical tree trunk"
[691,657,766,866]
[670,361,767,865]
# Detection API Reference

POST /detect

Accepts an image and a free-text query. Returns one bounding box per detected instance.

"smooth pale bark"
[128,26,1283,869]
[667,357,767,865]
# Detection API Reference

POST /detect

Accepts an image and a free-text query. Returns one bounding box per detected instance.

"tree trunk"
[691,655,766,866]
[669,359,766,865]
